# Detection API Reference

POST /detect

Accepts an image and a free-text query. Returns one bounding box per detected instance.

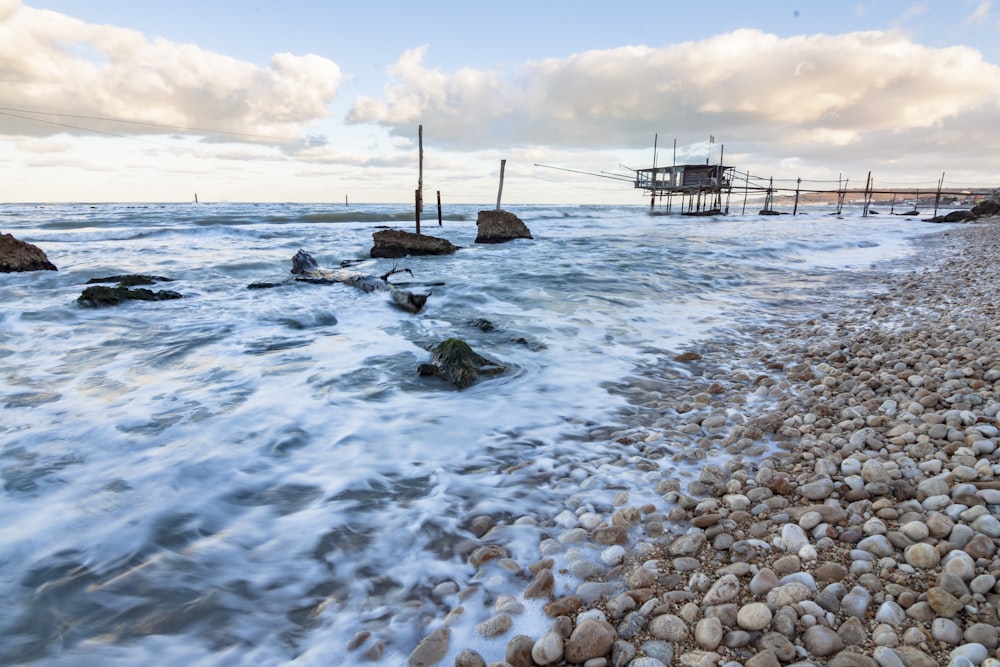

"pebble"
[444,221,1000,667]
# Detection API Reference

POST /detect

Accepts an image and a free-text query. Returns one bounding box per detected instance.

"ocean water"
[0,202,954,665]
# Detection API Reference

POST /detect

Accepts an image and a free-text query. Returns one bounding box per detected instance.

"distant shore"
[433,218,1000,667]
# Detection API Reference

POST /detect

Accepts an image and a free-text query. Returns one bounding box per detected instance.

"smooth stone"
[455,648,487,667]
[872,646,905,667]
[803,625,844,657]
[737,602,772,631]
[694,617,724,650]
[531,631,564,665]
[407,627,450,667]
[505,635,534,667]
[749,569,779,596]
[648,614,689,642]
[964,623,1000,649]
[640,640,674,665]
[927,587,964,618]
[932,618,963,645]
[949,643,989,665]
[627,658,666,667]
[702,574,741,606]
[564,618,615,664]
[904,543,941,569]
[874,601,906,625]
[841,586,873,618]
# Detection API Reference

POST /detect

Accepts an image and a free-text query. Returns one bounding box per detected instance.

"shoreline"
[416,219,1000,667]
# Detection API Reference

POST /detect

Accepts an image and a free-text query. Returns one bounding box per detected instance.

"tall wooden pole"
[496,159,506,210]
[415,188,421,234]
[742,170,750,215]
[650,134,658,211]
[437,190,443,225]
[417,124,424,215]
[934,171,945,217]
[793,177,801,215]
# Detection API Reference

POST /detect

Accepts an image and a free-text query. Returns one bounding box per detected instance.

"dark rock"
[971,198,1000,217]
[77,285,183,307]
[423,338,504,389]
[475,210,533,244]
[370,229,458,258]
[86,274,172,286]
[926,210,976,223]
[0,232,57,272]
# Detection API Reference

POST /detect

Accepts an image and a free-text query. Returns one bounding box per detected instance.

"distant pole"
[437,190,443,225]
[345,195,349,207]
[418,124,424,214]
[194,193,198,204]
[651,134,658,211]
[742,170,750,215]
[415,188,421,234]
[863,171,873,217]
[496,159,506,210]
[793,177,801,215]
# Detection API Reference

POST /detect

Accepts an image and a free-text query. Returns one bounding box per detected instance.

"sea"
[0,202,959,666]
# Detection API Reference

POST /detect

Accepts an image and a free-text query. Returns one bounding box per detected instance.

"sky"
[2,0,999,204]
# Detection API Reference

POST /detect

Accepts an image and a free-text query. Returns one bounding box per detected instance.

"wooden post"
[741,171,750,215]
[415,188,421,235]
[933,171,945,217]
[863,171,872,217]
[651,134,659,211]
[793,177,801,215]
[496,159,506,210]
[418,124,424,214]
[345,195,349,207]
[437,190,442,226]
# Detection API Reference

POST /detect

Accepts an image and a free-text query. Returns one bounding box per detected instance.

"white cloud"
[346,28,1000,169]
[966,0,992,24]
[0,3,342,142]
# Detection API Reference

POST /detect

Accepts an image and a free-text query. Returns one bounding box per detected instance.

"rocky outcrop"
[0,233,57,272]
[370,230,458,258]
[475,210,533,244]
[77,285,183,307]
[418,338,505,388]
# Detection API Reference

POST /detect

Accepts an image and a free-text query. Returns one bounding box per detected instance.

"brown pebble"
[524,568,555,600]
[591,525,628,545]
[544,595,583,617]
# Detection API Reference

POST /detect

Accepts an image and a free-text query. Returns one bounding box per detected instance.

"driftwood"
[290,249,429,314]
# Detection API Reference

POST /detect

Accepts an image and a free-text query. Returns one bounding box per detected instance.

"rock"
[564,618,615,663]
[425,338,505,389]
[77,284,183,306]
[454,649,486,667]
[872,646,905,667]
[702,574,741,605]
[736,603,772,631]
[926,587,964,618]
[803,625,844,657]
[530,631,564,665]
[904,543,940,569]
[371,229,458,258]
[799,478,834,500]
[544,596,582,617]
[475,209,533,244]
[841,586,873,618]
[475,613,512,637]
[0,232,57,272]
[524,568,555,599]
[408,627,450,667]
[694,617,723,650]
[648,614,689,642]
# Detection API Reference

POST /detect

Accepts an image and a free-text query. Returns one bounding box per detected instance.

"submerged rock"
[86,274,173,286]
[0,232,57,272]
[419,338,505,389]
[370,229,458,258]
[77,285,183,307]
[475,209,533,244]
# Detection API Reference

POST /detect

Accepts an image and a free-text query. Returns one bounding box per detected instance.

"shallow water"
[0,202,954,665]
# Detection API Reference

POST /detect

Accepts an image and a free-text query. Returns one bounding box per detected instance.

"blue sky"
[2,0,999,203]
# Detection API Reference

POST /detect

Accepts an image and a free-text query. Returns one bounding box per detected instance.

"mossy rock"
[421,338,504,389]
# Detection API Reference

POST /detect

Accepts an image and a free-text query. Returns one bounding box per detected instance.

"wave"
[263,211,471,224]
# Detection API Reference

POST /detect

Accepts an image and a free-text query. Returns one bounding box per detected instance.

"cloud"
[0,3,342,142]
[346,29,1000,169]
[966,0,992,24]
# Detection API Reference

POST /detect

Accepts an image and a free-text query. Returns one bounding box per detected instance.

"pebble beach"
[416,218,1000,667]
